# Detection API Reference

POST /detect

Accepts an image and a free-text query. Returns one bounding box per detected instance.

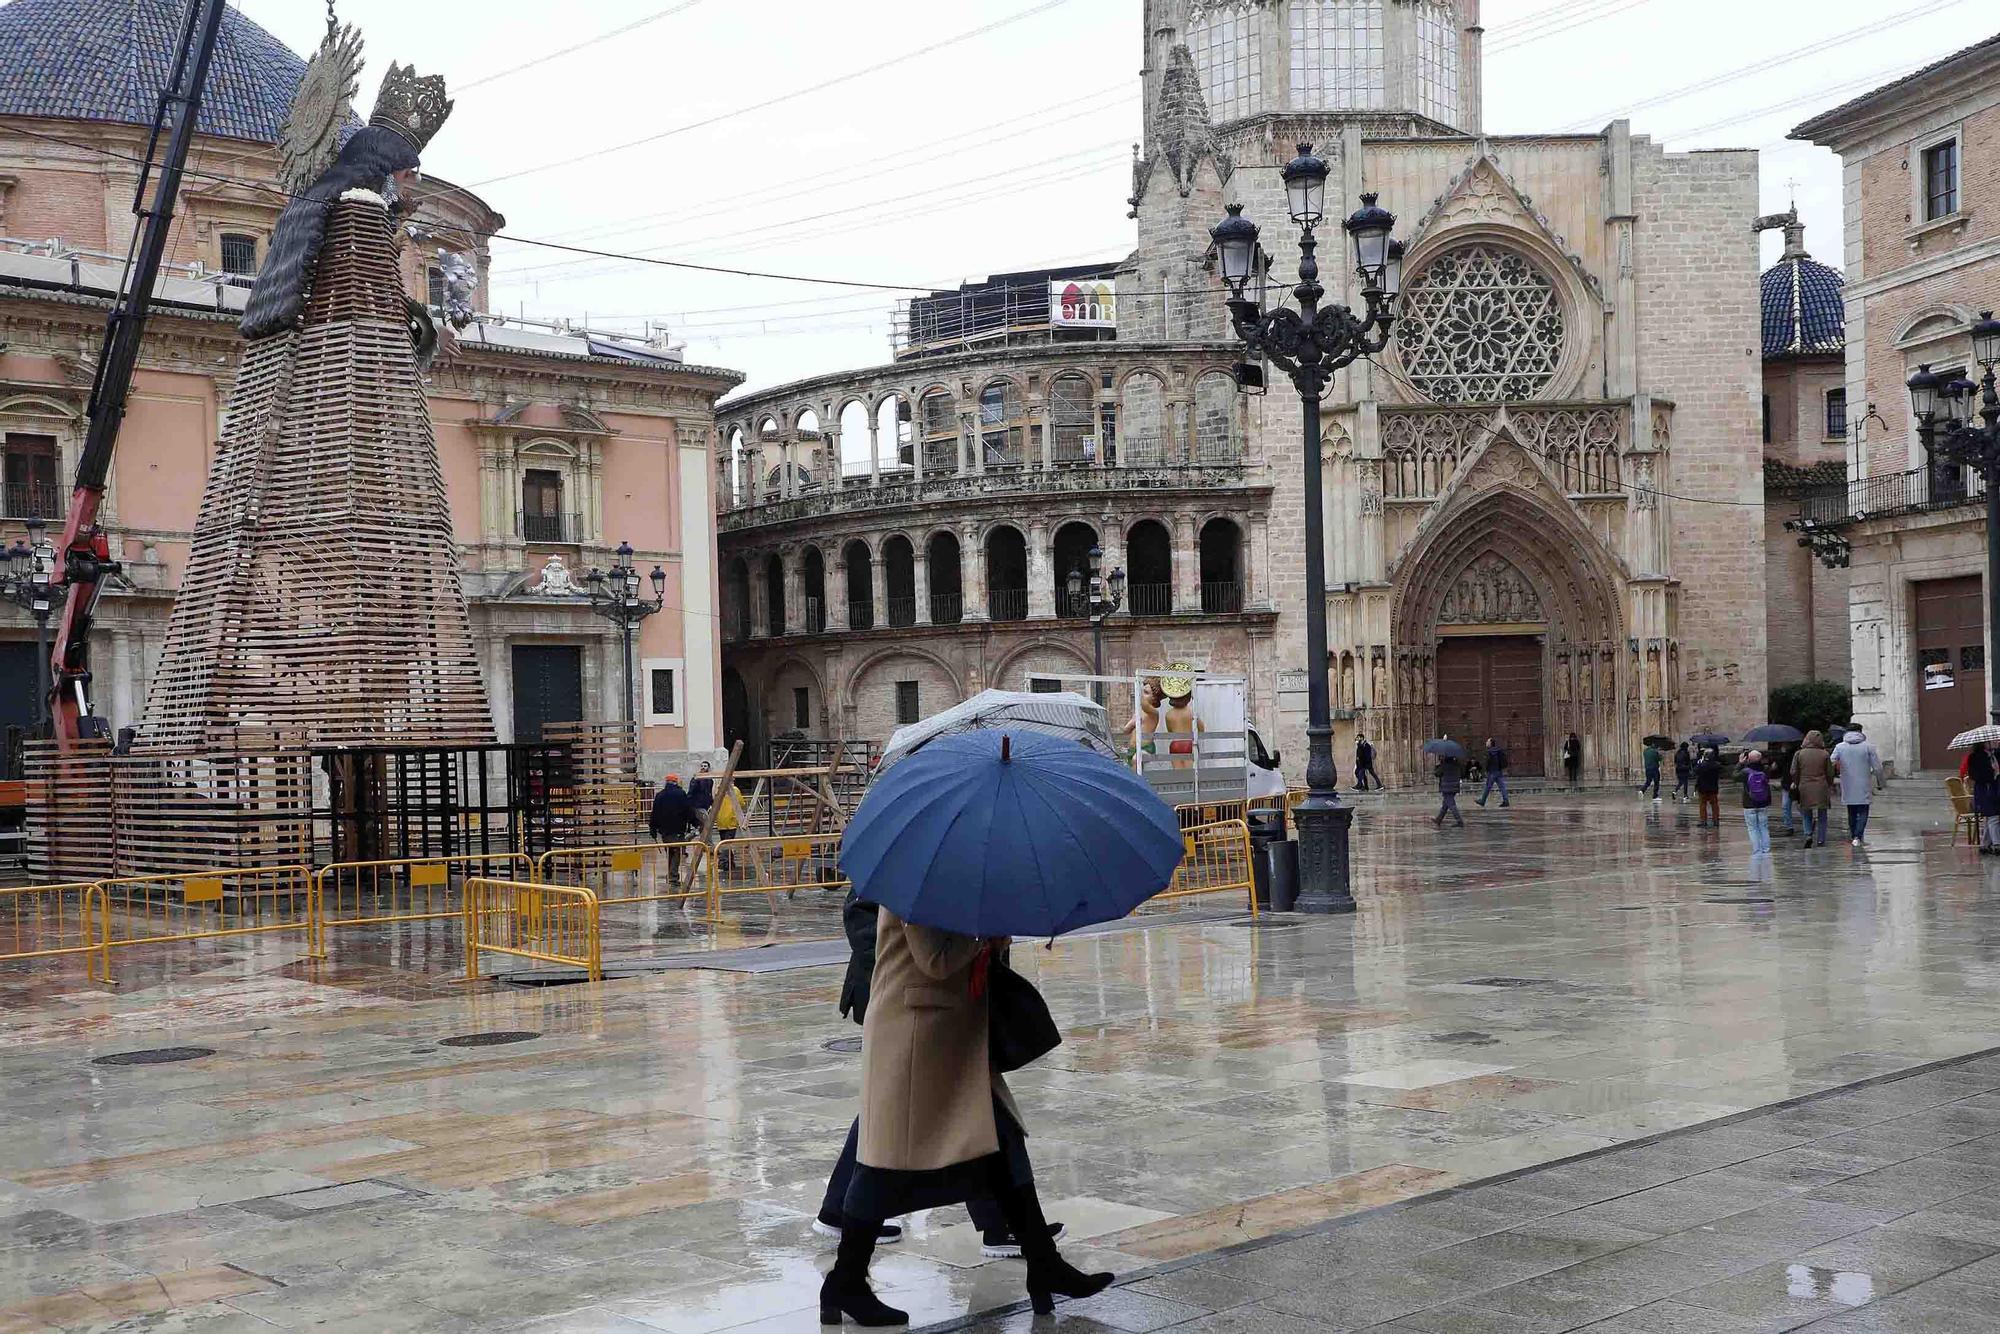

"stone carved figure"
[529,555,579,596]
[1372,654,1388,708]
[1437,553,1544,625]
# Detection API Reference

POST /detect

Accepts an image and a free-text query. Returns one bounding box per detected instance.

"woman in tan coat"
[822,907,1110,1326]
[1790,730,1836,847]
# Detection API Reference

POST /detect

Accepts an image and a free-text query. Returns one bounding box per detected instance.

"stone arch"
[1118,368,1170,465]
[1389,450,1629,778]
[1199,516,1245,613]
[992,637,1093,694]
[846,646,965,739]
[800,545,827,633]
[1047,370,1098,465]
[1894,304,1978,350]
[1126,518,1174,617]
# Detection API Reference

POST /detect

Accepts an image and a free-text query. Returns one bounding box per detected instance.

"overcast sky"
[233,0,1990,398]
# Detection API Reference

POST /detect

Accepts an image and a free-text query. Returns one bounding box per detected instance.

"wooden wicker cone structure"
[139,195,494,750]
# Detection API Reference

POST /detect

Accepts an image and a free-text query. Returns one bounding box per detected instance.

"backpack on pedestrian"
[1744,766,1771,808]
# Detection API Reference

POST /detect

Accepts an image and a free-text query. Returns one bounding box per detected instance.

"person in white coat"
[1831,725,1883,847]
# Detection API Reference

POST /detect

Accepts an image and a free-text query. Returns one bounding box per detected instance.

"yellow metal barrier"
[535,841,715,913]
[1177,798,1248,830]
[711,832,847,908]
[464,877,601,981]
[313,853,534,955]
[94,865,317,980]
[0,882,110,982]
[1152,819,1257,916]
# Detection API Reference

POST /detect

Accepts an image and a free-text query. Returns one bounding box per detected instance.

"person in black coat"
[648,775,698,843]
[1694,747,1724,827]
[815,890,1060,1256]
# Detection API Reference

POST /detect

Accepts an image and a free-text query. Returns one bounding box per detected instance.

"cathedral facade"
[717,0,1766,782]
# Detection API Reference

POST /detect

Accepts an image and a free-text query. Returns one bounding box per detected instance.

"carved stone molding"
[1437,552,1545,625]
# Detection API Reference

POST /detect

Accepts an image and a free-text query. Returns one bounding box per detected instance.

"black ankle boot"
[819,1221,908,1327]
[989,1178,1113,1314]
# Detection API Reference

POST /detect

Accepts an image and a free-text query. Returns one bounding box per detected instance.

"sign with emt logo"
[1050,280,1116,328]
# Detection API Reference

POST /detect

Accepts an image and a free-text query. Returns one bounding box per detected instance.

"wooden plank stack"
[541,722,644,847]
[139,195,495,753]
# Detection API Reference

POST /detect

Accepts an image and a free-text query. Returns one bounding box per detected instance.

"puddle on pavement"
[1786,1263,1875,1305]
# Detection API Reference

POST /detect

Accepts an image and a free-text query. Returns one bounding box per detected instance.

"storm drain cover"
[91,1047,214,1066]
[822,1037,864,1054]
[1461,977,1548,989]
[439,1031,542,1048]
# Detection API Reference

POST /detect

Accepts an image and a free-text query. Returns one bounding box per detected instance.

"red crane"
[47,0,232,747]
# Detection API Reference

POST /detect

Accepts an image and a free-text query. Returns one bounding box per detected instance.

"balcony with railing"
[1127,583,1173,617]
[989,588,1028,622]
[1794,465,1983,528]
[929,592,963,625]
[847,600,875,632]
[1201,581,1244,614]
[885,596,918,629]
[1056,591,1090,620]
[1,481,62,521]
[517,511,584,544]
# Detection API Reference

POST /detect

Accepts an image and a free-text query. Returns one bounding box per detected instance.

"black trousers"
[819,1118,1006,1233]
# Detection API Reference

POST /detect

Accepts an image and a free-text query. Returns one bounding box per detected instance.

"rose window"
[1394,244,1566,403]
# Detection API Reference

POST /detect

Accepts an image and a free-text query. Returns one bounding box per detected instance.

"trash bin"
[1247,809,1285,910]
[1268,837,1299,913]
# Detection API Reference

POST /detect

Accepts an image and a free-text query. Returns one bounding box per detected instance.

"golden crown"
[369,62,452,153]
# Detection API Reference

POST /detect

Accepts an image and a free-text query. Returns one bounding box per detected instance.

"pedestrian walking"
[1433,748,1466,828]
[1561,732,1583,788]
[1354,734,1382,791]
[1475,737,1510,807]
[1831,724,1883,846]
[1672,741,1694,802]
[820,911,1111,1325]
[1740,750,1773,855]
[1694,746,1723,827]
[1639,739,1663,801]
[814,893,1063,1259]
[648,773,698,880]
[1790,730,1835,846]
[1775,743,1800,835]
[1969,741,2000,853]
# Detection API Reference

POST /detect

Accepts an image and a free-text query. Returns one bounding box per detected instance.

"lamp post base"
[1291,796,1355,914]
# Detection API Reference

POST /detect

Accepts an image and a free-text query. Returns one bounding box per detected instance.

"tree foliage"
[1768,680,1852,734]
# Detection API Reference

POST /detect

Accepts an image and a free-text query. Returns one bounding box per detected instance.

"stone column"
[1169,399,1190,464]
[746,446,765,507]
[1101,516,1127,602]
[964,522,989,622]
[1249,512,1271,608]
[1028,520,1054,620]
[912,422,926,483]
[1033,403,1052,470]
[913,538,932,625]
[783,553,803,637]
[871,551,889,630]
[828,555,850,632]
[822,427,841,490]
[1173,513,1200,614]
[750,554,770,638]
[867,418,882,486]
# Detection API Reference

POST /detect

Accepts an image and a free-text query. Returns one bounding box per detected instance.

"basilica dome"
[1760,222,1845,359]
[0,0,306,144]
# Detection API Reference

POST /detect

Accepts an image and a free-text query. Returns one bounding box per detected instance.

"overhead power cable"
[469,0,1080,189]
[457,0,710,91]
[1487,0,1660,54]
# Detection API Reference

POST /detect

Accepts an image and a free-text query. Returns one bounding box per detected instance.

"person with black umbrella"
[1427,737,1466,828]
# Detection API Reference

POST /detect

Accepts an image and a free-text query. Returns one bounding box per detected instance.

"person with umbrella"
[822,731,1179,1325]
[1672,740,1695,803]
[1967,740,2000,853]
[1790,730,1836,847]
[1426,737,1467,828]
[1742,725,1804,836]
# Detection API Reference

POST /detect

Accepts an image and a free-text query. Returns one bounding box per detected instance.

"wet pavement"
[3,782,2000,1331]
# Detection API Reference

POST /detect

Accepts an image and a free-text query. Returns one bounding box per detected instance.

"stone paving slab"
[934,1049,2000,1333]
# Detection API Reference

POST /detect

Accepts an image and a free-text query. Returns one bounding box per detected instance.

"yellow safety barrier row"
[1153,819,1257,916]
[465,877,601,981]
[712,832,847,905]
[96,865,317,980]
[1177,798,1249,829]
[313,853,534,955]
[0,882,110,982]
[535,841,714,912]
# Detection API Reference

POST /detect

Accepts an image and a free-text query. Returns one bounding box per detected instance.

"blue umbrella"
[1742,723,1803,745]
[840,729,1186,938]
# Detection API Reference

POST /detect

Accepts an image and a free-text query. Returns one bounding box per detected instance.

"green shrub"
[1768,680,1852,734]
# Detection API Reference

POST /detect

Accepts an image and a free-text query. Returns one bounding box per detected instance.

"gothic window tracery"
[1395,243,1567,404]
[1289,0,1384,110]
[1411,0,1460,126]
[1509,407,1623,494]
[1382,410,1486,499]
[1187,1,1264,123]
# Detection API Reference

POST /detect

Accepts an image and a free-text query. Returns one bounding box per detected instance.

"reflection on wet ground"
[3,784,2000,1330]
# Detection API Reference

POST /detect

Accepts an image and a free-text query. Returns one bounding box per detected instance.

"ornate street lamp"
[1211,145,1405,915]
[584,540,667,727]
[1911,310,2000,723]
[1,518,59,737]
[1065,545,1125,704]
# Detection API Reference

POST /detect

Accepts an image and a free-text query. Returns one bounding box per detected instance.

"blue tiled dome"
[0,0,306,145]
[1761,225,1846,360]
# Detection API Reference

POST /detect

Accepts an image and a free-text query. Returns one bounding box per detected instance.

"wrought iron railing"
[1056,591,1091,620]
[989,588,1029,622]
[885,596,917,628]
[1128,583,1173,617]
[930,592,963,625]
[1795,464,1983,527]
[1,481,61,520]
[847,601,875,632]
[804,597,826,635]
[518,511,582,543]
[1201,581,1245,614]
